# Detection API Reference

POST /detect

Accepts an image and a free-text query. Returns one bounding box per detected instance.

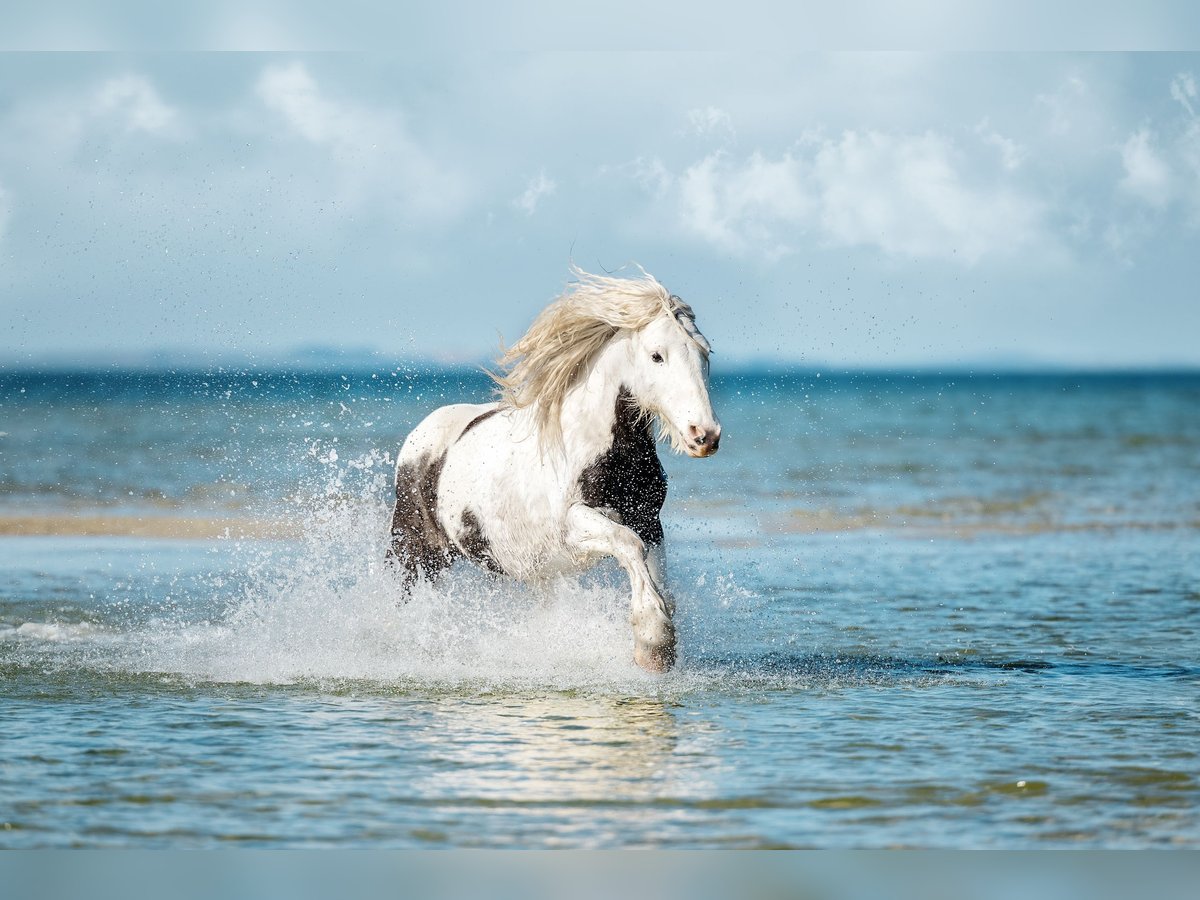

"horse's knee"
[611,528,646,561]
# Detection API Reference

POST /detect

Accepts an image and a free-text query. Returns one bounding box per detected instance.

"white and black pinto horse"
[386,267,721,672]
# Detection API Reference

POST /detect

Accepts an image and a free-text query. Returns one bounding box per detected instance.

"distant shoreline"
[0,513,300,540]
[2,363,1200,380]
[2,509,1195,542]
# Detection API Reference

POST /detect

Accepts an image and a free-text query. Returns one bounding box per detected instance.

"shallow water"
[1,370,1198,847]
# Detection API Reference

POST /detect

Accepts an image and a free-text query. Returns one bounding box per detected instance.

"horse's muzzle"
[686,424,721,457]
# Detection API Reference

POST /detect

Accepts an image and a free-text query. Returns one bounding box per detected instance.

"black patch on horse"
[459,407,499,439]
[386,452,458,586]
[578,387,667,546]
[457,509,505,575]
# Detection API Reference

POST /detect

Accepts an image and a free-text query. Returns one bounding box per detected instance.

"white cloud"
[1177,120,1200,224]
[671,130,1045,263]
[1162,76,1200,226]
[1119,128,1171,208]
[1170,72,1197,118]
[255,62,467,220]
[686,106,735,142]
[816,131,1043,262]
[513,171,556,215]
[94,75,179,135]
[0,72,182,161]
[679,151,811,257]
[601,156,673,199]
[1101,77,1200,245]
[257,63,342,144]
[627,156,673,198]
[975,118,1026,171]
[1036,74,1089,136]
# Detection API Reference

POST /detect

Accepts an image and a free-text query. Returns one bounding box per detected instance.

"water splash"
[2,446,949,693]
[144,566,644,689]
[4,446,676,690]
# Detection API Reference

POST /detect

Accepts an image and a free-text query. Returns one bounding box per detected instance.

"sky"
[1,49,1199,369]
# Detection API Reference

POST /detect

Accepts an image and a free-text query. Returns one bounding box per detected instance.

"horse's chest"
[577,392,667,546]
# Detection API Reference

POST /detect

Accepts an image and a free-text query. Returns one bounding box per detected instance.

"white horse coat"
[387,268,721,672]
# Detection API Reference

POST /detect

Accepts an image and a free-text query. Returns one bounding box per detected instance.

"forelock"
[667,294,712,356]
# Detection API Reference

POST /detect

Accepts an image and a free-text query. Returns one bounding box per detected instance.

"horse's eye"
[651,352,664,364]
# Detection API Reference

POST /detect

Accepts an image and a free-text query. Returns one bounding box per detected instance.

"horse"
[385,266,721,672]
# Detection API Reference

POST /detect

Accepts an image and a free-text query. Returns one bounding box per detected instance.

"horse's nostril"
[696,433,707,445]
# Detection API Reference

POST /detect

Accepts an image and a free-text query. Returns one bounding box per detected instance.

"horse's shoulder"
[577,388,666,545]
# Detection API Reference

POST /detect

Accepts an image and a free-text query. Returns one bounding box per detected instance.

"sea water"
[1,369,1197,847]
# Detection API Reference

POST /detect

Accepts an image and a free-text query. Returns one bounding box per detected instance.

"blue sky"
[1,51,1199,368]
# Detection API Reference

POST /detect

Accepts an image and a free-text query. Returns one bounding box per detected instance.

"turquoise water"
[1,370,1198,847]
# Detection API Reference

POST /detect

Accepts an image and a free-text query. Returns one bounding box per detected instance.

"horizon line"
[3,359,1200,378]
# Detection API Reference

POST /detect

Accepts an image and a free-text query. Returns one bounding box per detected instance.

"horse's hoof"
[634,640,676,673]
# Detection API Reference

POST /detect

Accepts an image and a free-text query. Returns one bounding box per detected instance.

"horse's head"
[626,302,722,458]
[493,266,723,455]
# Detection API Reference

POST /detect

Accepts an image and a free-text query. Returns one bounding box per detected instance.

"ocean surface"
[1,368,1198,848]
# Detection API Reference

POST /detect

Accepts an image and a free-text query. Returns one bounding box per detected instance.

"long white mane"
[492,265,710,446]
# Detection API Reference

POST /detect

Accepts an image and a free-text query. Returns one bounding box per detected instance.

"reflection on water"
[416,695,686,806]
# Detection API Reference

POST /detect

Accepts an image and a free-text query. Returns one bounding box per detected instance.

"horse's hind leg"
[385,455,453,595]
[566,504,675,672]
[384,531,419,594]
[384,497,420,595]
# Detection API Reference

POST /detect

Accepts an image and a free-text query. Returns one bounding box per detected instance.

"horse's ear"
[668,294,694,318]
[670,300,712,356]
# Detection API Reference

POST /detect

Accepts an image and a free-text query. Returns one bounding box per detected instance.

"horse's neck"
[555,342,633,472]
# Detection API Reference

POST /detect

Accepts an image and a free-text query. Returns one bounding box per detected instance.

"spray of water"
[2,433,827,693]
[0,444,716,691]
[143,444,672,689]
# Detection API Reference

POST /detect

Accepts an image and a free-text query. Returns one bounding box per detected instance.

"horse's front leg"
[646,542,674,618]
[565,504,675,672]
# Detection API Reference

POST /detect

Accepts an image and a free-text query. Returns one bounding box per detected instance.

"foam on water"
[139,559,647,689]
[0,621,111,642]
